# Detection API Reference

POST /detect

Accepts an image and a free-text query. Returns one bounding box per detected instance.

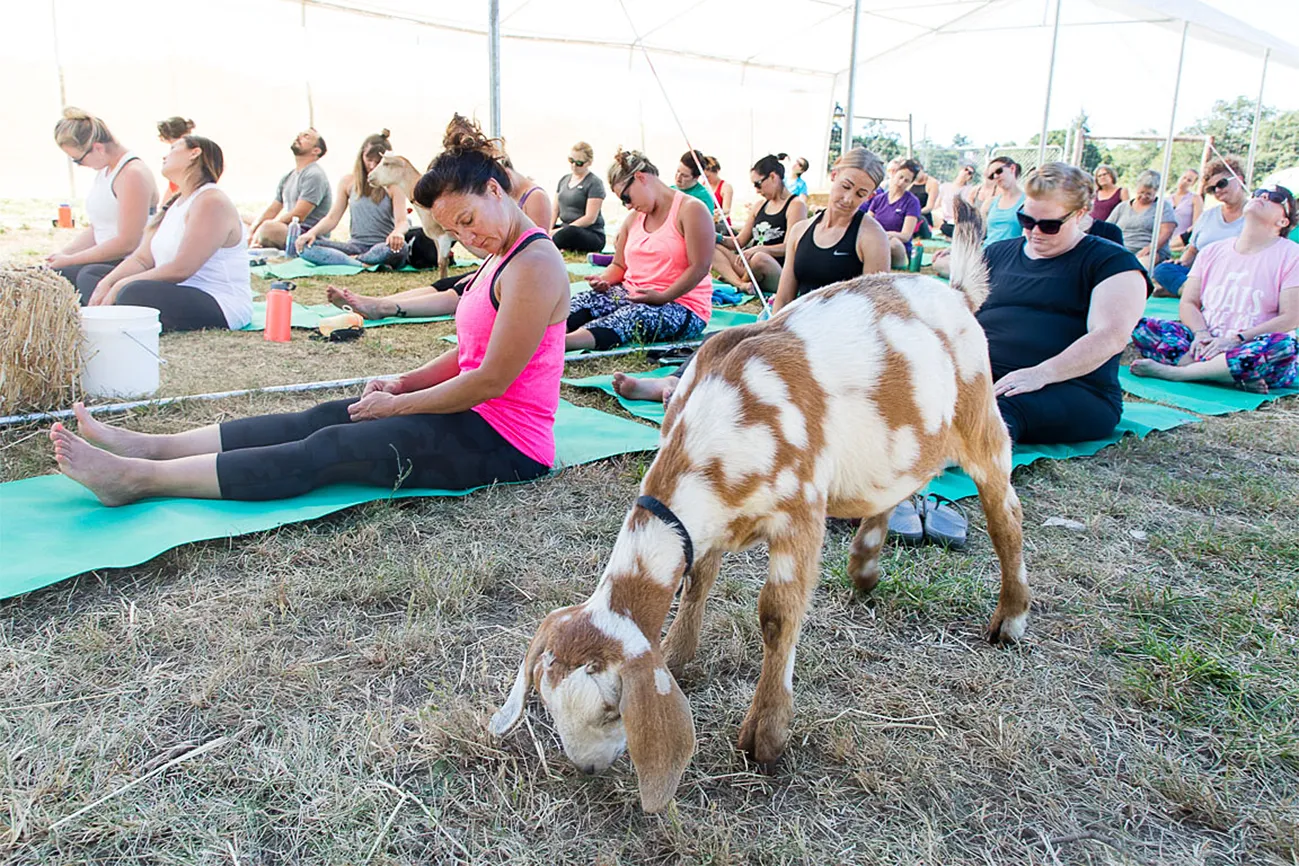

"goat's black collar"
[635,495,694,575]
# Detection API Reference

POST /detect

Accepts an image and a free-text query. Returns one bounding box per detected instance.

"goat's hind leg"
[956,403,1030,644]
[662,549,724,678]
[738,514,825,766]
[846,511,891,594]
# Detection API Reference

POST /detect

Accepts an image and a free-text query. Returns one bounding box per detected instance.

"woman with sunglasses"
[1131,186,1299,393]
[1107,169,1178,266]
[979,163,1147,445]
[552,141,606,253]
[47,107,160,290]
[565,149,714,351]
[1089,164,1127,222]
[712,155,808,295]
[980,157,1026,246]
[1151,156,1248,297]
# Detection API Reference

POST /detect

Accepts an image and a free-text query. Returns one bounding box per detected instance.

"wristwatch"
[1235,331,1248,342]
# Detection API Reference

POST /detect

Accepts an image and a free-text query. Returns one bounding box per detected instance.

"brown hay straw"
[0,263,83,413]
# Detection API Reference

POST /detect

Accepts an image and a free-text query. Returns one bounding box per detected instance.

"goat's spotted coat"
[491,200,1030,813]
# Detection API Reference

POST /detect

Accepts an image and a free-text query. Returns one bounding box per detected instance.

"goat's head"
[367,153,416,190]
[489,603,696,813]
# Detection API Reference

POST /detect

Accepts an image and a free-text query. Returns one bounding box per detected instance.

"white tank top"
[150,183,252,329]
[86,151,140,245]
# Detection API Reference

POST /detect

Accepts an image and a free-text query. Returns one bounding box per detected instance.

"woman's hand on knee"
[348,390,401,421]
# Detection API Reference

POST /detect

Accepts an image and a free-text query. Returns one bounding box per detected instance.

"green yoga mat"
[441,308,759,360]
[241,302,452,331]
[924,402,1199,501]
[0,401,660,598]
[250,258,462,280]
[1142,296,1181,319]
[1118,367,1299,416]
[565,371,1198,503]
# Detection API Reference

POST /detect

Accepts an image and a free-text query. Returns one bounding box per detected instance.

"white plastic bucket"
[80,306,163,398]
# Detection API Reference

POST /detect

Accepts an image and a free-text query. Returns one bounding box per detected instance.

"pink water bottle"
[264,280,294,343]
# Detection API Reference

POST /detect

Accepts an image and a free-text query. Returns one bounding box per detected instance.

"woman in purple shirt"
[866,158,924,267]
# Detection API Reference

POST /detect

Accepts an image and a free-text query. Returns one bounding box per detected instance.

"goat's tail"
[949,197,991,312]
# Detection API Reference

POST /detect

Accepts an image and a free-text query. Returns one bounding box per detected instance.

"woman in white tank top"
[48,107,158,287]
[78,135,251,332]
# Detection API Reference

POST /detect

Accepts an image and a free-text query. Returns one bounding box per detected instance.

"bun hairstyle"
[151,135,224,227]
[607,148,659,192]
[752,154,785,180]
[413,114,511,208]
[356,128,394,203]
[157,116,196,141]
[832,147,885,191]
[702,155,721,174]
[54,106,116,150]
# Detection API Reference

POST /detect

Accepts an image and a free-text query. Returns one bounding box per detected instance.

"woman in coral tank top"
[50,115,571,507]
[566,148,716,351]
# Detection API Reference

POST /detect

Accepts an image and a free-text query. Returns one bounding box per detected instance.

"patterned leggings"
[1131,317,1298,389]
[567,288,706,350]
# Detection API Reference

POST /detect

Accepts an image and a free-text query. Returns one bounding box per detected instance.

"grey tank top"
[349,188,395,247]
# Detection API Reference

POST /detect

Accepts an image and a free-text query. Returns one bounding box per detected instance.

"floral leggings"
[567,288,706,350]
[1131,317,1298,389]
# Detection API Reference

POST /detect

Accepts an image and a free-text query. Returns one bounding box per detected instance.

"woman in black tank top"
[773,147,891,312]
[711,154,808,298]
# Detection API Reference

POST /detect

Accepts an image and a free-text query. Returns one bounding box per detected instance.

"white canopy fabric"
[3,0,1295,211]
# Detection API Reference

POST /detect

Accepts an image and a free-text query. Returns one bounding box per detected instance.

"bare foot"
[1129,359,1172,379]
[50,423,147,506]
[325,285,393,320]
[72,402,151,457]
[612,373,674,403]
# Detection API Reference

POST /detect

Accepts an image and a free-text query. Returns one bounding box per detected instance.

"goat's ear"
[488,620,550,737]
[620,651,696,813]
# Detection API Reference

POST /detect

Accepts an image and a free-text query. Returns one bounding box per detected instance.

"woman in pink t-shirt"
[1130,184,1299,392]
[50,115,571,506]
[565,149,715,351]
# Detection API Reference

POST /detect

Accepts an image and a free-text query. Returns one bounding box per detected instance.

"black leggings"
[55,259,123,290]
[552,224,606,253]
[215,398,549,500]
[76,264,228,332]
[997,379,1121,445]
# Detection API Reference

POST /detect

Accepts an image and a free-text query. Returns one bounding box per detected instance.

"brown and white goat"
[367,153,455,280]
[490,200,1029,813]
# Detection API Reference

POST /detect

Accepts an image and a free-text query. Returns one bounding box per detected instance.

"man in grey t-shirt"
[249,128,333,249]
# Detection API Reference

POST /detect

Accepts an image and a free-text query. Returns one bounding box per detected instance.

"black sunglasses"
[986,166,1004,181]
[1015,208,1073,235]
[1253,187,1289,205]
[618,178,635,206]
[1207,176,1233,193]
[569,157,586,167]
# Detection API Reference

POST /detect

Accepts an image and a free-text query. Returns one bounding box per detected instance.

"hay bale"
[0,264,83,414]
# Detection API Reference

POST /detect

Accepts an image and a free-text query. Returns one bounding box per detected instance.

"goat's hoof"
[986,606,1029,645]
[847,559,881,594]
[737,715,789,767]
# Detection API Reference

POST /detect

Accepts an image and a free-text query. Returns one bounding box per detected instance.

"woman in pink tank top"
[565,149,716,352]
[51,115,571,507]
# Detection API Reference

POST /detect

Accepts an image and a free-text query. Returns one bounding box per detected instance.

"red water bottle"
[264,280,295,343]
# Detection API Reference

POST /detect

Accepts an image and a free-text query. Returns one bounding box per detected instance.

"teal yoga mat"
[924,402,1199,501]
[565,371,1198,503]
[1142,296,1181,319]
[0,401,660,598]
[1118,366,1299,416]
[250,258,467,280]
[242,302,452,331]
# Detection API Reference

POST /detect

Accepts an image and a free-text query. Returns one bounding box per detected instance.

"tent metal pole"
[488,0,502,137]
[907,113,913,159]
[844,0,861,152]
[1152,20,1189,275]
[1245,48,1270,188]
[1037,0,1062,167]
[51,0,74,201]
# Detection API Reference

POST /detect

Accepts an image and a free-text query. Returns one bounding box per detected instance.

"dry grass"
[1,224,1297,865]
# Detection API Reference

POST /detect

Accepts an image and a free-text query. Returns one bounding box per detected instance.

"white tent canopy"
[3,0,1296,215]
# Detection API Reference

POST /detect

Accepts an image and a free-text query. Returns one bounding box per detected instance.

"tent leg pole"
[1246,48,1269,188]
[844,0,861,153]
[1152,20,1189,275]
[488,0,502,138]
[1037,0,1062,167]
